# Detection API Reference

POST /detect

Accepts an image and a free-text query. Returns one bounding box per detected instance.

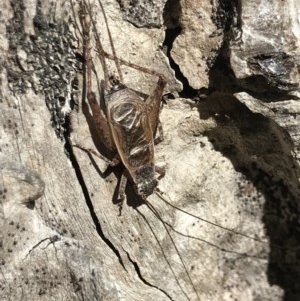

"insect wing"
[106,89,155,178]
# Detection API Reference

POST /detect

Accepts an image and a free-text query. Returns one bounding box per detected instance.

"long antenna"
[97,0,123,82]
[136,208,194,301]
[143,200,202,301]
[155,189,268,243]
[85,0,109,85]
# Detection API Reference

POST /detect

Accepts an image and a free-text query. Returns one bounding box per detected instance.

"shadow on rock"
[196,92,300,301]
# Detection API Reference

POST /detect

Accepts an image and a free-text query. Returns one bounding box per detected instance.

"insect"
[74,0,166,202]
[69,1,292,300]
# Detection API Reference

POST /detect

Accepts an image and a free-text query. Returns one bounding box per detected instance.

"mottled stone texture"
[229,0,300,95]
[1,0,299,300]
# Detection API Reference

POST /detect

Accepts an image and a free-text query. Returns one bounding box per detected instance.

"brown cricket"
[76,0,167,201]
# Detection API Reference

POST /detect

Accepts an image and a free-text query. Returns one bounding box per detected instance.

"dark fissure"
[63,123,126,270]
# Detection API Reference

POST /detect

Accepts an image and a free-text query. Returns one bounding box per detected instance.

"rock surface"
[1,0,300,301]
